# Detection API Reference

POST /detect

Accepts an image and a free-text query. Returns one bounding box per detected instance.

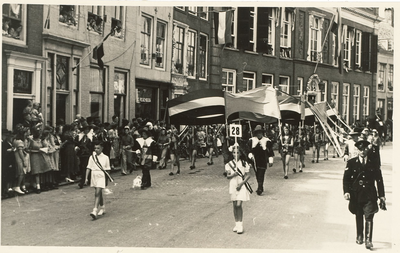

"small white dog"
[132,175,142,189]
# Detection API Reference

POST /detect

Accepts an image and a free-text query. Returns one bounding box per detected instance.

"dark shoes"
[293,168,296,173]
[256,190,262,196]
[356,235,364,245]
[190,165,195,170]
[312,160,315,163]
[169,172,174,176]
[207,162,213,165]
[284,176,288,179]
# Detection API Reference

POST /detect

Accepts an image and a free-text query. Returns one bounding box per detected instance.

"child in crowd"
[225,144,251,234]
[85,141,112,220]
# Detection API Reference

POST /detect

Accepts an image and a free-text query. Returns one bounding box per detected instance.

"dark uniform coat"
[343,156,385,215]
[247,136,274,169]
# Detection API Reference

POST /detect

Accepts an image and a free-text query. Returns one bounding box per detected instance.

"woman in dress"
[206,127,216,165]
[60,124,79,182]
[12,124,30,194]
[279,126,294,179]
[27,128,53,193]
[108,125,120,170]
[42,126,58,189]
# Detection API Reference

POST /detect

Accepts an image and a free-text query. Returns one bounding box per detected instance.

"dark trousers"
[79,156,90,186]
[141,159,152,187]
[255,168,266,192]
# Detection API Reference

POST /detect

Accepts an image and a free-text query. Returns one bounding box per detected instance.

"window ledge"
[2,38,27,48]
[244,50,259,55]
[187,76,196,79]
[262,54,276,58]
[224,47,239,52]
[199,78,207,81]
[59,22,78,29]
[280,57,293,61]
[140,64,152,69]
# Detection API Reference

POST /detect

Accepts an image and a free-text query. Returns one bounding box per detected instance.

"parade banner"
[225,86,281,122]
[168,89,225,125]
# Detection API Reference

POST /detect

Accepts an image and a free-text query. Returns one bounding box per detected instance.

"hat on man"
[348,129,360,136]
[80,120,91,130]
[124,125,130,130]
[253,125,264,134]
[362,128,369,134]
[372,129,378,133]
[355,140,370,150]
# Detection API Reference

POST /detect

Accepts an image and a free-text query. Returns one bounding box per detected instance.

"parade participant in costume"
[136,129,158,190]
[225,144,251,234]
[322,130,330,160]
[343,130,360,162]
[206,127,217,165]
[157,128,170,170]
[85,141,112,220]
[60,124,79,182]
[293,127,306,173]
[247,125,274,195]
[311,127,323,163]
[120,125,134,175]
[279,126,293,179]
[168,133,180,176]
[75,121,94,189]
[343,140,386,249]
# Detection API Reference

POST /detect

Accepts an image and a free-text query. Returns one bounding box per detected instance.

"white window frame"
[231,9,238,48]
[355,30,362,68]
[222,69,236,93]
[342,83,350,124]
[262,74,274,87]
[198,7,208,20]
[111,6,126,39]
[308,15,323,62]
[59,5,78,27]
[88,6,105,34]
[279,76,290,94]
[140,14,153,67]
[188,6,197,16]
[279,7,292,48]
[363,86,370,119]
[331,33,337,66]
[268,9,276,55]
[353,84,360,122]
[297,77,304,95]
[187,29,197,78]
[198,33,208,80]
[242,72,256,92]
[249,7,257,52]
[2,4,27,46]
[172,22,189,75]
[155,20,167,69]
[331,81,339,110]
[378,63,386,91]
[343,26,351,69]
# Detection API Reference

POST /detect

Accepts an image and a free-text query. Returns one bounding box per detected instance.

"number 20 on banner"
[230,124,242,137]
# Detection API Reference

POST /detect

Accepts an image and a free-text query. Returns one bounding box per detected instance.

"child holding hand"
[225,144,252,234]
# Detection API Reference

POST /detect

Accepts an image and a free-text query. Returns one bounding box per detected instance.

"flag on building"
[214,10,233,45]
[225,86,281,123]
[335,8,343,74]
[92,43,105,69]
[168,89,225,125]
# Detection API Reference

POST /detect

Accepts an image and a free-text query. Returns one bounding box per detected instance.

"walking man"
[343,140,386,249]
[247,125,274,196]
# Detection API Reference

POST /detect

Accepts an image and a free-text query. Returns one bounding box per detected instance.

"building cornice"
[4,50,47,62]
[42,32,90,48]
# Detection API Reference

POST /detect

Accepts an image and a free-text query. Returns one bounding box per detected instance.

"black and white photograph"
[1,1,397,252]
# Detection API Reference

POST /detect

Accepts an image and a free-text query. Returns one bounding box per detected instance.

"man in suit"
[247,125,274,196]
[343,140,386,249]
[75,122,94,189]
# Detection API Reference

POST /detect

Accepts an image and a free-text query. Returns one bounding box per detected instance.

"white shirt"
[87,152,111,171]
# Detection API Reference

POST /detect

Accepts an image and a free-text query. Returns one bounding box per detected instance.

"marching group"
[1,112,387,247]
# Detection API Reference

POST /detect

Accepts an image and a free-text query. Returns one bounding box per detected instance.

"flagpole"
[313,11,336,74]
[72,29,114,71]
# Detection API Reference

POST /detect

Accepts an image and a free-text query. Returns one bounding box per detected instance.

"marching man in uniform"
[247,125,274,196]
[343,140,386,249]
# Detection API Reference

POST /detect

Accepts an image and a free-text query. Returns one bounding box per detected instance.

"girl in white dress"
[85,141,111,220]
[225,144,251,234]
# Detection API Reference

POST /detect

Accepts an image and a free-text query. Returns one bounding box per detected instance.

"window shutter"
[257,7,270,53]
[237,7,251,50]
[370,34,378,73]
[361,32,370,71]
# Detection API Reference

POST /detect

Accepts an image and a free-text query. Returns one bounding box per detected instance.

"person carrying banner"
[247,125,274,195]
[85,141,113,220]
[342,140,386,249]
[225,144,251,234]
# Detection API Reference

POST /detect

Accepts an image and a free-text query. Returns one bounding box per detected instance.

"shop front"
[135,78,170,121]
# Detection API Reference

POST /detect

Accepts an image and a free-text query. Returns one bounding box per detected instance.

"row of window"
[221,69,370,123]
[2,4,125,44]
[228,7,378,73]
